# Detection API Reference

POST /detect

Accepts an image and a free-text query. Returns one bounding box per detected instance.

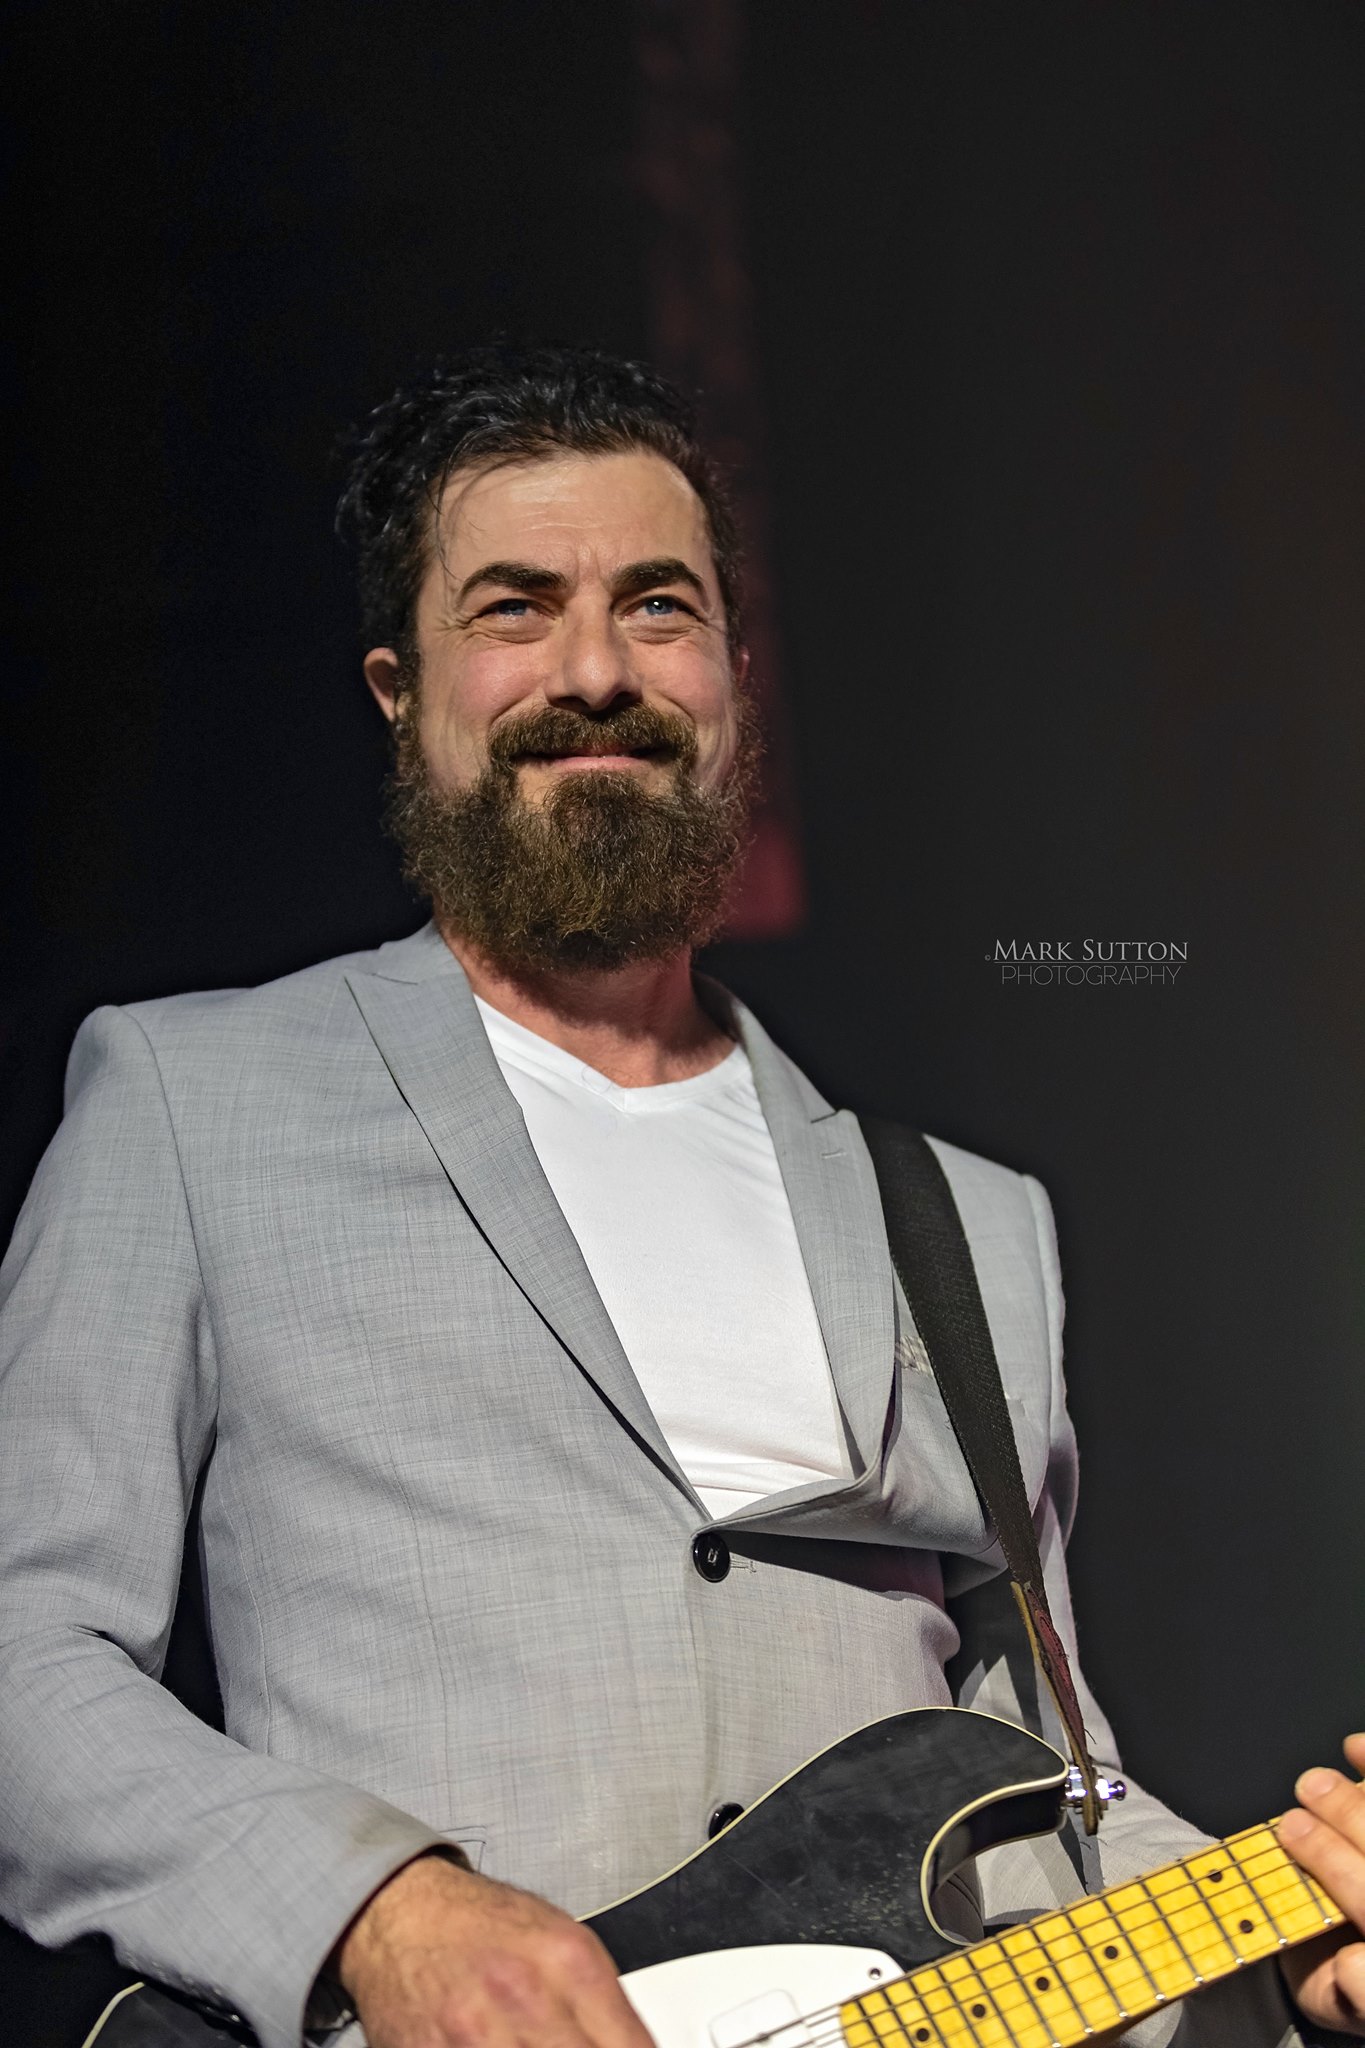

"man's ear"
[732,644,751,690]
[363,648,404,725]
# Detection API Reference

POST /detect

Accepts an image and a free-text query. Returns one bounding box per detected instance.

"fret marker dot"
[970,2005,986,2019]
[915,2032,931,2043]
[1239,1918,1255,1934]
[1207,1868,1224,1883]
[1103,1945,1119,1959]
[1035,1976,1051,1991]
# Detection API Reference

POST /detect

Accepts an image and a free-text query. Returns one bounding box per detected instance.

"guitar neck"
[841,1819,1343,2047]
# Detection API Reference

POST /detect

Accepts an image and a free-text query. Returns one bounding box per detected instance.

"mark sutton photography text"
[987,940,1188,987]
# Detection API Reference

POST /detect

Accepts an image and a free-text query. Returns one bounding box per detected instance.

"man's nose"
[548,609,641,711]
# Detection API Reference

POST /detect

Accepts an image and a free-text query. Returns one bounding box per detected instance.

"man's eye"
[486,598,534,618]
[635,595,689,617]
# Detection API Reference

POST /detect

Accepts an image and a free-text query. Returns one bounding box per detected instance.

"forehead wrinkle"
[425,451,718,617]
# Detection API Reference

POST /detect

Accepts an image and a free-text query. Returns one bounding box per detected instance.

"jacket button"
[691,1532,731,1582]
[708,1801,745,1838]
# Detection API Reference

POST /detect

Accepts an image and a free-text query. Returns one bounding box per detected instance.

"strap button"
[691,1532,731,1582]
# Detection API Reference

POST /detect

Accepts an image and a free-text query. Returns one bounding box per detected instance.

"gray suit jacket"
[0,926,1304,2048]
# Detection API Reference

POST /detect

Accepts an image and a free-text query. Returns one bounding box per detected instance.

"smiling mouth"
[518,745,672,767]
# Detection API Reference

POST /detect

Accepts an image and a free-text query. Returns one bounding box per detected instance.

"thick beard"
[384,693,760,975]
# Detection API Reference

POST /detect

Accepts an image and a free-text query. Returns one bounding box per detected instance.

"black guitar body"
[587,1708,1067,1972]
[87,1708,1070,2045]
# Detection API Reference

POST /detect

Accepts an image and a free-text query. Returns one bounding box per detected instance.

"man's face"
[364,448,756,974]
[371,447,743,801]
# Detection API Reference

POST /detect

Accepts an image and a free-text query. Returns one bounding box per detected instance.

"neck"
[842,1819,1341,2048]
[438,928,734,1088]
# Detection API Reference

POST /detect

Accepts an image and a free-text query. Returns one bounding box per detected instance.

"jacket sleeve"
[0,1007,445,2048]
[946,1173,1314,2048]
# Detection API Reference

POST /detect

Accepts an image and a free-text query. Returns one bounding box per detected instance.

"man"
[0,345,1361,2048]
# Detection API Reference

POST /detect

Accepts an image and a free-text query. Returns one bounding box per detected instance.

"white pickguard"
[621,1944,902,2048]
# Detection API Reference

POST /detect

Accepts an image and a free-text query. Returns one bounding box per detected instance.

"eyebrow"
[455,561,569,607]
[609,557,708,604]
[455,556,708,610]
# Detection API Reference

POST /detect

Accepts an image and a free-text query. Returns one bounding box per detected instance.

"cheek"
[650,647,737,730]
[421,651,543,769]
[684,674,742,777]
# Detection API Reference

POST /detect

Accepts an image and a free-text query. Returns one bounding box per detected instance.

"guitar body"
[587,1707,1067,1972]
[83,1708,1070,2045]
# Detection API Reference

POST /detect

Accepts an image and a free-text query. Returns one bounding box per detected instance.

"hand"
[1276,1732,1365,2038]
[335,1851,657,2048]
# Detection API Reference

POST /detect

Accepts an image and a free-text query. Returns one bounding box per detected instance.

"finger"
[569,1971,658,2048]
[1339,1943,1365,2032]
[507,1999,602,2048]
[426,1994,522,2048]
[471,1957,598,2048]
[364,1967,526,2048]
[1301,1761,1365,1843]
[1279,1804,1365,1931]
[1345,1732,1365,1776]
[1281,1932,1365,2038]
[1294,1766,1365,1850]
[554,1928,657,2048]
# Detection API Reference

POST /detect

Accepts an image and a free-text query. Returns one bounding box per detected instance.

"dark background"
[3,2,1364,2039]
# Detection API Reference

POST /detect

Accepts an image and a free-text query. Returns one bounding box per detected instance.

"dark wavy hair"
[335,343,744,667]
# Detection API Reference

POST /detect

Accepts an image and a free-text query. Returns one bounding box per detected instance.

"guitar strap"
[858,1117,1104,1834]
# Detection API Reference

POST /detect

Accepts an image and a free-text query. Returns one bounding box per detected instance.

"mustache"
[486,703,698,773]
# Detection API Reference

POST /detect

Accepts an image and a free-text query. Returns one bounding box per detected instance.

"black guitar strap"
[858,1116,1103,1834]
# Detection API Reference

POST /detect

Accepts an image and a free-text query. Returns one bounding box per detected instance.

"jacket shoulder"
[922,1133,1061,1314]
[924,1130,1047,1226]
[112,925,436,1052]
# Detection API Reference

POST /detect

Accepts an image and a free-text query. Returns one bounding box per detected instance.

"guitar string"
[690,1839,1335,2048]
[776,1886,1331,2048]
[713,1852,1339,2048]
[1001,1903,1104,2036]
[1274,1848,1336,1918]
[1238,1829,1322,1927]
[1074,1889,1165,2008]
[993,1932,1067,2041]
[1133,1871,1205,1985]
[864,1935,1084,2048]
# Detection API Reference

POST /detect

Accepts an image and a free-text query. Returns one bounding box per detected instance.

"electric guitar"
[82,1706,1343,2048]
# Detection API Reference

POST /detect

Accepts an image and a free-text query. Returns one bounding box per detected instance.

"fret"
[939,1948,1044,2047]
[1143,1867,1221,1987]
[1060,1894,1161,2016]
[912,1960,1020,2048]
[1134,1861,1243,1978]
[839,1821,1348,2048]
[1095,1877,1203,2002]
[840,1984,912,2047]
[1022,1906,1127,2034]
[973,1938,1060,2046]
[1171,1844,1257,1970]
[1191,1837,1287,1962]
[1190,1841,1300,1963]
[844,1972,966,2048]
[998,1918,1110,2041]
[908,1960,987,2042]
[941,1941,1035,2039]
[1225,1828,1342,1946]
[1263,1838,1343,1933]
[843,1955,1054,2048]
[873,1974,945,2047]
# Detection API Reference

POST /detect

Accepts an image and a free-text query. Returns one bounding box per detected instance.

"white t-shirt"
[475,999,853,1520]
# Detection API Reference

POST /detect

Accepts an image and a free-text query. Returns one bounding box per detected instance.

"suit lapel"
[717,994,896,1488]
[704,1007,986,1549]
[345,930,695,1500]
